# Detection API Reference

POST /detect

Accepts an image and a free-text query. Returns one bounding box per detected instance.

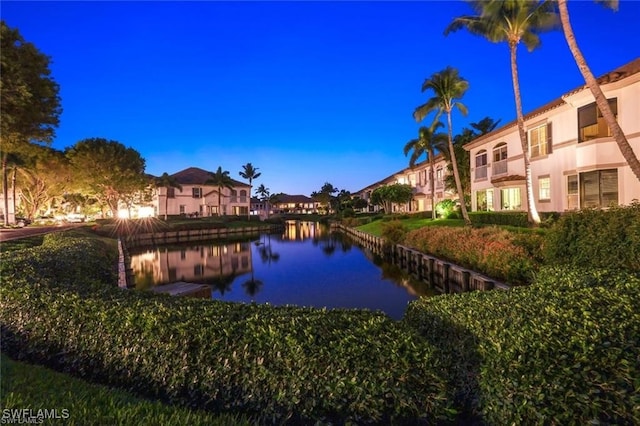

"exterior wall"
[357,155,455,213]
[156,184,251,217]
[467,74,640,213]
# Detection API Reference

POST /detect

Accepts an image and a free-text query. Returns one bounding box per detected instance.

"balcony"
[492,159,507,177]
[475,165,488,180]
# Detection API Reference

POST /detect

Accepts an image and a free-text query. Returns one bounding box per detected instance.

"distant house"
[464,58,640,213]
[154,167,251,217]
[355,153,456,213]
[250,194,318,217]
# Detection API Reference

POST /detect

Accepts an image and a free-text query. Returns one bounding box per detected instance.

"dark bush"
[403,266,640,424]
[468,211,529,227]
[544,202,640,273]
[380,220,407,246]
[0,234,452,424]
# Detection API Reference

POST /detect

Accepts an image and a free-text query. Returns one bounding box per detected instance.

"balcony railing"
[475,165,488,180]
[492,159,507,176]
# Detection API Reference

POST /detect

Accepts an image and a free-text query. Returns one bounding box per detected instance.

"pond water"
[129,221,434,320]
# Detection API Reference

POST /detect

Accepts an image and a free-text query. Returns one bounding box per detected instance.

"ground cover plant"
[0,232,453,424]
[0,354,252,426]
[403,266,640,424]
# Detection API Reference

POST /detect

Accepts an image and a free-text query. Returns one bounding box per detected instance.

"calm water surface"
[129,221,433,319]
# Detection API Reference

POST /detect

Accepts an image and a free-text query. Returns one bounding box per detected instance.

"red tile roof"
[170,167,248,187]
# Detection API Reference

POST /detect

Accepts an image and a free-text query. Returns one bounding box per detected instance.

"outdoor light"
[117,209,130,219]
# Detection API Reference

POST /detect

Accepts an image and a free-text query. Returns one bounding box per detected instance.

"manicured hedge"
[403,266,640,424]
[403,226,541,284]
[544,202,640,273]
[0,234,452,424]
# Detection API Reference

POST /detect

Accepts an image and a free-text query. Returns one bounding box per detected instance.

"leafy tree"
[205,166,234,216]
[311,182,338,215]
[66,138,147,218]
[239,163,261,220]
[1,21,62,225]
[352,197,369,212]
[16,146,70,218]
[446,0,558,224]
[155,172,182,220]
[370,184,414,214]
[557,0,640,183]
[404,117,448,219]
[414,66,472,225]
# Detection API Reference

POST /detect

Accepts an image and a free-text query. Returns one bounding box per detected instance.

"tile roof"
[170,167,248,187]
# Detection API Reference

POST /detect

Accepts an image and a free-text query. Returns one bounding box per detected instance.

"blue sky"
[3,1,639,196]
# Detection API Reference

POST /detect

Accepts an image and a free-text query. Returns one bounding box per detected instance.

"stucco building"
[464,58,640,213]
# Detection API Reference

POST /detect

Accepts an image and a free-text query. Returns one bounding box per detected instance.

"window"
[167,187,175,198]
[475,150,488,180]
[500,188,522,211]
[240,189,247,203]
[194,264,204,276]
[578,98,617,142]
[436,167,444,188]
[492,143,508,176]
[179,205,186,214]
[567,175,578,210]
[539,177,550,201]
[529,123,552,158]
[580,169,618,208]
[476,189,494,211]
[192,187,202,198]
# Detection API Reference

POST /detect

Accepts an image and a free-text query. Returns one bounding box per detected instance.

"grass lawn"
[357,217,465,237]
[0,354,252,425]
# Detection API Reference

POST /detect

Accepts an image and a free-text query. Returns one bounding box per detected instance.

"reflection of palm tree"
[258,234,280,264]
[209,274,235,296]
[242,273,263,301]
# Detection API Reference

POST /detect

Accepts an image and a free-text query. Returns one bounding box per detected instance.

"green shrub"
[0,234,452,424]
[468,211,529,227]
[1,354,253,425]
[404,226,538,284]
[380,220,407,246]
[403,266,640,424]
[544,203,640,273]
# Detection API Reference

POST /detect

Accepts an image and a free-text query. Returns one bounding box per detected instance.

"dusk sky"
[3,1,639,196]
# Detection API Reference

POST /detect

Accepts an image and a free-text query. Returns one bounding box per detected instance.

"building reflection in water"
[130,240,253,291]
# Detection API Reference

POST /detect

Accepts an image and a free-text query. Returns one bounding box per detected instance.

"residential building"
[154,167,251,217]
[250,194,319,218]
[464,58,640,213]
[356,153,455,213]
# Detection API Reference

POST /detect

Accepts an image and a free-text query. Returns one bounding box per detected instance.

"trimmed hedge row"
[403,266,640,424]
[545,202,640,273]
[0,234,452,424]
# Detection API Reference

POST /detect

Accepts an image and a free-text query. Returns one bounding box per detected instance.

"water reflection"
[129,221,431,319]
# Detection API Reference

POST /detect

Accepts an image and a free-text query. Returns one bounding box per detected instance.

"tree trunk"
[447,111,471,225]
[248,181,252,221]
[11,166,18,219]
[2,154,9,225]
[510,41,541,224]
[429,149,436,219]
[558,0,640,183]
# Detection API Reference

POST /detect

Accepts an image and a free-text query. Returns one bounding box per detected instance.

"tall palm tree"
[414,66,472,225]
[154,172,182,220]
[239,163,261,220]
[255,183,270,218]
[205,166,235,217]
[557,0,640,183]
[446,0,558,224]
[404,117,448,219]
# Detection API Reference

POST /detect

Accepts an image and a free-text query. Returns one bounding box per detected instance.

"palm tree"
[255,183,270,218]
[205,166,235,217]
[445,0,557,224]
[154,172,182,220]
[414,67,471,225]
[239,163,261,220]
[557,0,640,183]
[404,117,448,219]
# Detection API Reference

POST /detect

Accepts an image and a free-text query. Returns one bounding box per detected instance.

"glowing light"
[138,207,155,218]
[117,209,130,219]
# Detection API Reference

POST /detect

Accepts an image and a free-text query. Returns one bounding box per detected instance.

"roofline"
[464,57,640,151]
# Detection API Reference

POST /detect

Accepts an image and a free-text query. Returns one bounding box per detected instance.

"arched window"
[492,143,508,176]
[475,150,488,180]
